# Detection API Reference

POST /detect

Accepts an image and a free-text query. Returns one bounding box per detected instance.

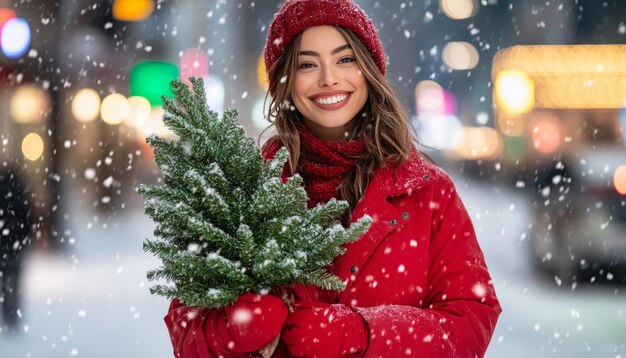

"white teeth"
[313,94,348,105]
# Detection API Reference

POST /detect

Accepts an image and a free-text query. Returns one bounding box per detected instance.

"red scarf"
[297,125,365,208]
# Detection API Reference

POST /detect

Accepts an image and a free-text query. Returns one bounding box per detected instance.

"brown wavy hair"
[262,26,417,212]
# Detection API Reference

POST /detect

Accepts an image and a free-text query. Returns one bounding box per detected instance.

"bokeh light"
[415,80,444,116]
[492,45,626,109]
[531,120,561,154]
[72,88,101,123]
[130,61,179,106]
[1,17,31,58]
[101,93,129,125]
[419,88,444,116]
[615,165,626,195]
[112,0,155,22]
[415,81,457,117]
[455,127,502,159]
[497,115,525,137]
[204,76,225,115]
[442,42,480,70]
[440,0,476,20]
[125,96,152,127]
[252,97,271,131]
[418,115,463,150]
[0,9,17,46]
[619,101,626,143]
[257,54,269,90]
[136,106,174,139]
[441,90,457,116]
[21,132,44,161]
[180,49,209,86]
[495,69,535,115]
[10,85,50,124]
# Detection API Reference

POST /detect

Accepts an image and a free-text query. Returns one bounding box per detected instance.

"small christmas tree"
[138,77,371,308]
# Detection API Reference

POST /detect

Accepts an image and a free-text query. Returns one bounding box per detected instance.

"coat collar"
[369,151,440,199]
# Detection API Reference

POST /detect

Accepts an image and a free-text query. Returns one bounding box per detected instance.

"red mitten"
[165,293,287,357]
[281,301,369,357]
[220,293,287,353]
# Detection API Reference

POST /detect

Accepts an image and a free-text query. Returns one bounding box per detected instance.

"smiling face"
[292,25,369,141]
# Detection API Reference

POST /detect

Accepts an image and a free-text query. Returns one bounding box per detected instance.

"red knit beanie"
[264,0,386,95]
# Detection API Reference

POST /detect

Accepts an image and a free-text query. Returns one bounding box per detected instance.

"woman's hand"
[281,301,368,357]
[221,293,288,353]
[165,293,287,357]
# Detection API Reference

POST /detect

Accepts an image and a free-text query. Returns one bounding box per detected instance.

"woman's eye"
[298,62,315,70]
[339,57,356,64]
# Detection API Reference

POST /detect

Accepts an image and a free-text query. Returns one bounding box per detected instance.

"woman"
[165,0,501,357]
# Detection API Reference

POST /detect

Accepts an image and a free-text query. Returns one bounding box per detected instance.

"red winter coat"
[165,146,501,357]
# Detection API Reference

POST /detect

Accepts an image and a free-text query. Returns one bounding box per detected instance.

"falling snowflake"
[232,308,252,324]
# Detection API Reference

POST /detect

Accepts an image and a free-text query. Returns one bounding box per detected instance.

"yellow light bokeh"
[415,80,442,96]
[21,132,44,161]
[492,45,626,109]
[72,88,101,123]
[112,0,154,22]
[440,0,475,20]
[101,93,129,125]
[10,85,50,124]
[257,54,269,90]
[495,70,535,115]
[125,96,152,127]
[497,115,525,137]
[455,127,501,159]
[614,165,626,195]
[442,42,479,70]
[135,106,174,139]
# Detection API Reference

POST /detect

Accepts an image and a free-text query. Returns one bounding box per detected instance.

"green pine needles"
[138,78,371,308]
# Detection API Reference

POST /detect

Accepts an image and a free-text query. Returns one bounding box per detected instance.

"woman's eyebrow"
[298,44,352,56]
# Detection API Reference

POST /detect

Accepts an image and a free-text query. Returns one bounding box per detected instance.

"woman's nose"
[318,65,339,87]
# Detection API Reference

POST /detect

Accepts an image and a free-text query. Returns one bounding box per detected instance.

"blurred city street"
[0,186,173,357]
[456,171,626,358]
